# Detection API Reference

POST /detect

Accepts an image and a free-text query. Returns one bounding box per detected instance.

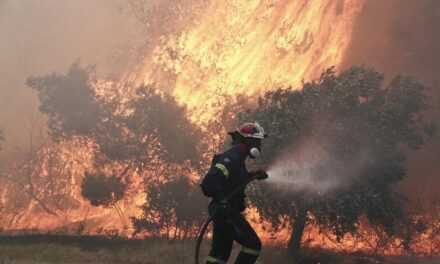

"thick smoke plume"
[342,0,440,203]
[0,0,142,160]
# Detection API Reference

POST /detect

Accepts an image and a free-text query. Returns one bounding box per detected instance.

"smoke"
[342,0,440,131]
[0,0,143,159]
[342,0,440,203]
[342,0,440,85]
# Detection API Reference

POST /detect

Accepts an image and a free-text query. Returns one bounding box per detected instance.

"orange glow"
[130,0,365,123]
[2,0,438,256]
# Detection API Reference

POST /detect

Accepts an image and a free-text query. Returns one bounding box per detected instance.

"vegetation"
[0,235,438,264]
[26,64,201,164]
[132,176,207,239]
[26,64,103,140]
[26,64,203,211]
[14,63,436,258]
[81,173,126,207]
[241,66,432,254]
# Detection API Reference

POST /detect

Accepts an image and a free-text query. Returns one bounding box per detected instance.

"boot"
[235,251,259,264]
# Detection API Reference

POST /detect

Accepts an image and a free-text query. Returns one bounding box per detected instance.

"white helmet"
[237,122,267,139]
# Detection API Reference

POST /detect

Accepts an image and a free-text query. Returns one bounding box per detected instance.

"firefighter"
[200,122,269,264]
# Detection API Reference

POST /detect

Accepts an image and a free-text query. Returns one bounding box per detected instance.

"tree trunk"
[287,205,308,255]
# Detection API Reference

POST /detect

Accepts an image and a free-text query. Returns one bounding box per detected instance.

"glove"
[251,170,269,180]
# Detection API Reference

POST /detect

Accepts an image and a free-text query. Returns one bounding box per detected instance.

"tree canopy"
[24,63,434,253]
[27,64,201,165]
[81,172,126,207]
[26,64,103,140]
[95,86,201,164]
[132,176,206,239]
[27,64,202,209]
[241,66,431,253]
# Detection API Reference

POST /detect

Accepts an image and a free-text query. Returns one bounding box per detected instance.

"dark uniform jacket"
[200,145,250,212]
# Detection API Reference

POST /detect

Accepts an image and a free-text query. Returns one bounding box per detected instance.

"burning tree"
[27,61,202,173]
[26,63,104,141]
[242,66,432,255]
[95,84,202,165]
[81,172,126,207]
[25,63,205,234]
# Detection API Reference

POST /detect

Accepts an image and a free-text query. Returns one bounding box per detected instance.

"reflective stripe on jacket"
[200,145,249,212]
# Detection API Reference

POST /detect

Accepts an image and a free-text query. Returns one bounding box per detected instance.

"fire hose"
[194,175,260,264]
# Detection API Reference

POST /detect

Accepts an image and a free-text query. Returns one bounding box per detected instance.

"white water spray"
[266,160,342,194]
[263,136,371,194]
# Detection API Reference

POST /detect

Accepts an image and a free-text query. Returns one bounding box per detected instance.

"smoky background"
[341,0,440,205]
[0,0,144,164]
[0,0,438,203]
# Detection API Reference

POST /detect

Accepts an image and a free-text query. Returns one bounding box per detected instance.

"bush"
[81,173,126,207]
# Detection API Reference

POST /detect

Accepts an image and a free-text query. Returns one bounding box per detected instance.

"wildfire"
[0,138,141,235]
[131,0,365,123]
[2,0,438,257]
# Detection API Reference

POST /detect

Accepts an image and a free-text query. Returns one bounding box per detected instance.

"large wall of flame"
[132,0,365,122]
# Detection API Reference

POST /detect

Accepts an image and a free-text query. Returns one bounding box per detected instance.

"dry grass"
[0,235,438,264]
[0,236,195,264]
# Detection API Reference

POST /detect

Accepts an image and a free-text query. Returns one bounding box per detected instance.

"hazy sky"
[0,0,143,154]
[342,0,440,202]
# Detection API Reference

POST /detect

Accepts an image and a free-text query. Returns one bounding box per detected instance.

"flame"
[246,209,440,256]
[131,0,365,122]
[2,0,439,256]
[0,138,142,235]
